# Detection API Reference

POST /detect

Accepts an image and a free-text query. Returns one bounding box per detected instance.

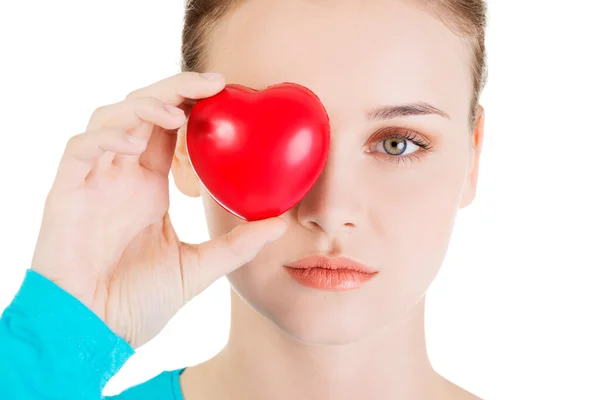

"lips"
[283,255,379,290]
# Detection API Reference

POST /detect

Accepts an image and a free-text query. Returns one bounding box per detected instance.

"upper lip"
[284,255,379,274]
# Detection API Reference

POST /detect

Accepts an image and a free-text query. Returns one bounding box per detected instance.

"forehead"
[206,0,473,124]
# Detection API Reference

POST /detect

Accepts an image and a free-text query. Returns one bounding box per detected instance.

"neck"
[205,289,443,400]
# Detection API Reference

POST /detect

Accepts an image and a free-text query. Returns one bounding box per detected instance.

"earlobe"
[172,125,202,198]
[459,105,485,209]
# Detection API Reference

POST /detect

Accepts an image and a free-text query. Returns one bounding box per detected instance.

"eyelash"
[367,128,433,165]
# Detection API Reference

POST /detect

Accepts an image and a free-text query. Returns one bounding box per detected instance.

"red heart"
[186,82,330,221]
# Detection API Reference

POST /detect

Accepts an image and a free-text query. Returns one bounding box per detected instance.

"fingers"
[54,128,147,188]
[136,121,178,175]
[123,71,225,107]
[55,72,225,190]
[86,96,187,140]
[179,217,289,303]
[79,97,186,174]
[85,72,225,173]
[107,98,184,172]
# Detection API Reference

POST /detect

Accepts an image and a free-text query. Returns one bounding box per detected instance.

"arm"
[0,269,134,399]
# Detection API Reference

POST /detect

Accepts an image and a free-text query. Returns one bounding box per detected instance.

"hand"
[30,72,288,349]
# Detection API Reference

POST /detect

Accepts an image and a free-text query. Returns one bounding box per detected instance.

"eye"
[367,128,433,165]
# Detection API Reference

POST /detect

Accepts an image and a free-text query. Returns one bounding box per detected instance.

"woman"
[0,0,487,399]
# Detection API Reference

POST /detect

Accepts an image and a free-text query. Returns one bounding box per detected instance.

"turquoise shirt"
[0,269,187,399]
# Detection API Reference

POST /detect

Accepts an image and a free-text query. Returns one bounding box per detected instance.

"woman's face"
[175,0,484,344]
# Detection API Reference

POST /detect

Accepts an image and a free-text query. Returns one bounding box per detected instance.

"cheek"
[371,145,469,235]
[201,186,289,319]
[372,165,464,234]
[225,242,289,321]
[369,165,466,299]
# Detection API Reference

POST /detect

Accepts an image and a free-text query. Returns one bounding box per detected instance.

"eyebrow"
[367,102,450,120]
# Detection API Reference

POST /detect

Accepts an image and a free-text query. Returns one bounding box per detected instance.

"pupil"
[384,137,405,155]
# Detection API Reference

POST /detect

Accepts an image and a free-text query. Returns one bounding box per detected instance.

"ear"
[172,123,202,198]
[459,105,485,209]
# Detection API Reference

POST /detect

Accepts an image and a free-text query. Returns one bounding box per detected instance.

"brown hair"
[180,0,487,130]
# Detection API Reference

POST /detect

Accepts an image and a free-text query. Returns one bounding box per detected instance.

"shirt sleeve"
[0,269,135,399]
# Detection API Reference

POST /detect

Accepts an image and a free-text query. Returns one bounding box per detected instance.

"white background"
[1,1,599,399]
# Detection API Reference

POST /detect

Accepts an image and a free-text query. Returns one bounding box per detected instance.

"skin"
[172,0,485,398]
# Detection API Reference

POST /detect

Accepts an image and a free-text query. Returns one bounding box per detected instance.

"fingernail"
[267,224,287,243]
[124,134,146,146]
[266,233,284,244]
[201,72,224,81]
[164,104,184,115]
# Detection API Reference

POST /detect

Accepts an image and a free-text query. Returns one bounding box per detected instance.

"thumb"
[179,217,288,303]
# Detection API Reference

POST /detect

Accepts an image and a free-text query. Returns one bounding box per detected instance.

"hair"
[180,0,488,131]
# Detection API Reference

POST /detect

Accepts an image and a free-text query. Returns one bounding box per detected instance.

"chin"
[273,308,378,345]
[227,263,394,346]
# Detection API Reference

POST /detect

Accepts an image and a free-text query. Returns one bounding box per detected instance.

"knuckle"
[125,88,142,100]
[139,96,163,109]
[125,97,162,122]
[90,105,108,120]
[127,96,164,116]
[88,104,115,128]
[92,104,107,114]
[66,132,85,148]
[223,229,243,259]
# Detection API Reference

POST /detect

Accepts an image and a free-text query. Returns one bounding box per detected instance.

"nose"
[295,151,363,236]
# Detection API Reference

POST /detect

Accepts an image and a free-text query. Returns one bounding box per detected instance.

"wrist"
[31,266,107,320]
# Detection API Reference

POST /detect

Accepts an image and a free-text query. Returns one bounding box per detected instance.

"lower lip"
[283,267,376,290]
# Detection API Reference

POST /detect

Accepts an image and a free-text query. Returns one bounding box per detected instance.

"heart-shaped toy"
[186,82,331,221]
